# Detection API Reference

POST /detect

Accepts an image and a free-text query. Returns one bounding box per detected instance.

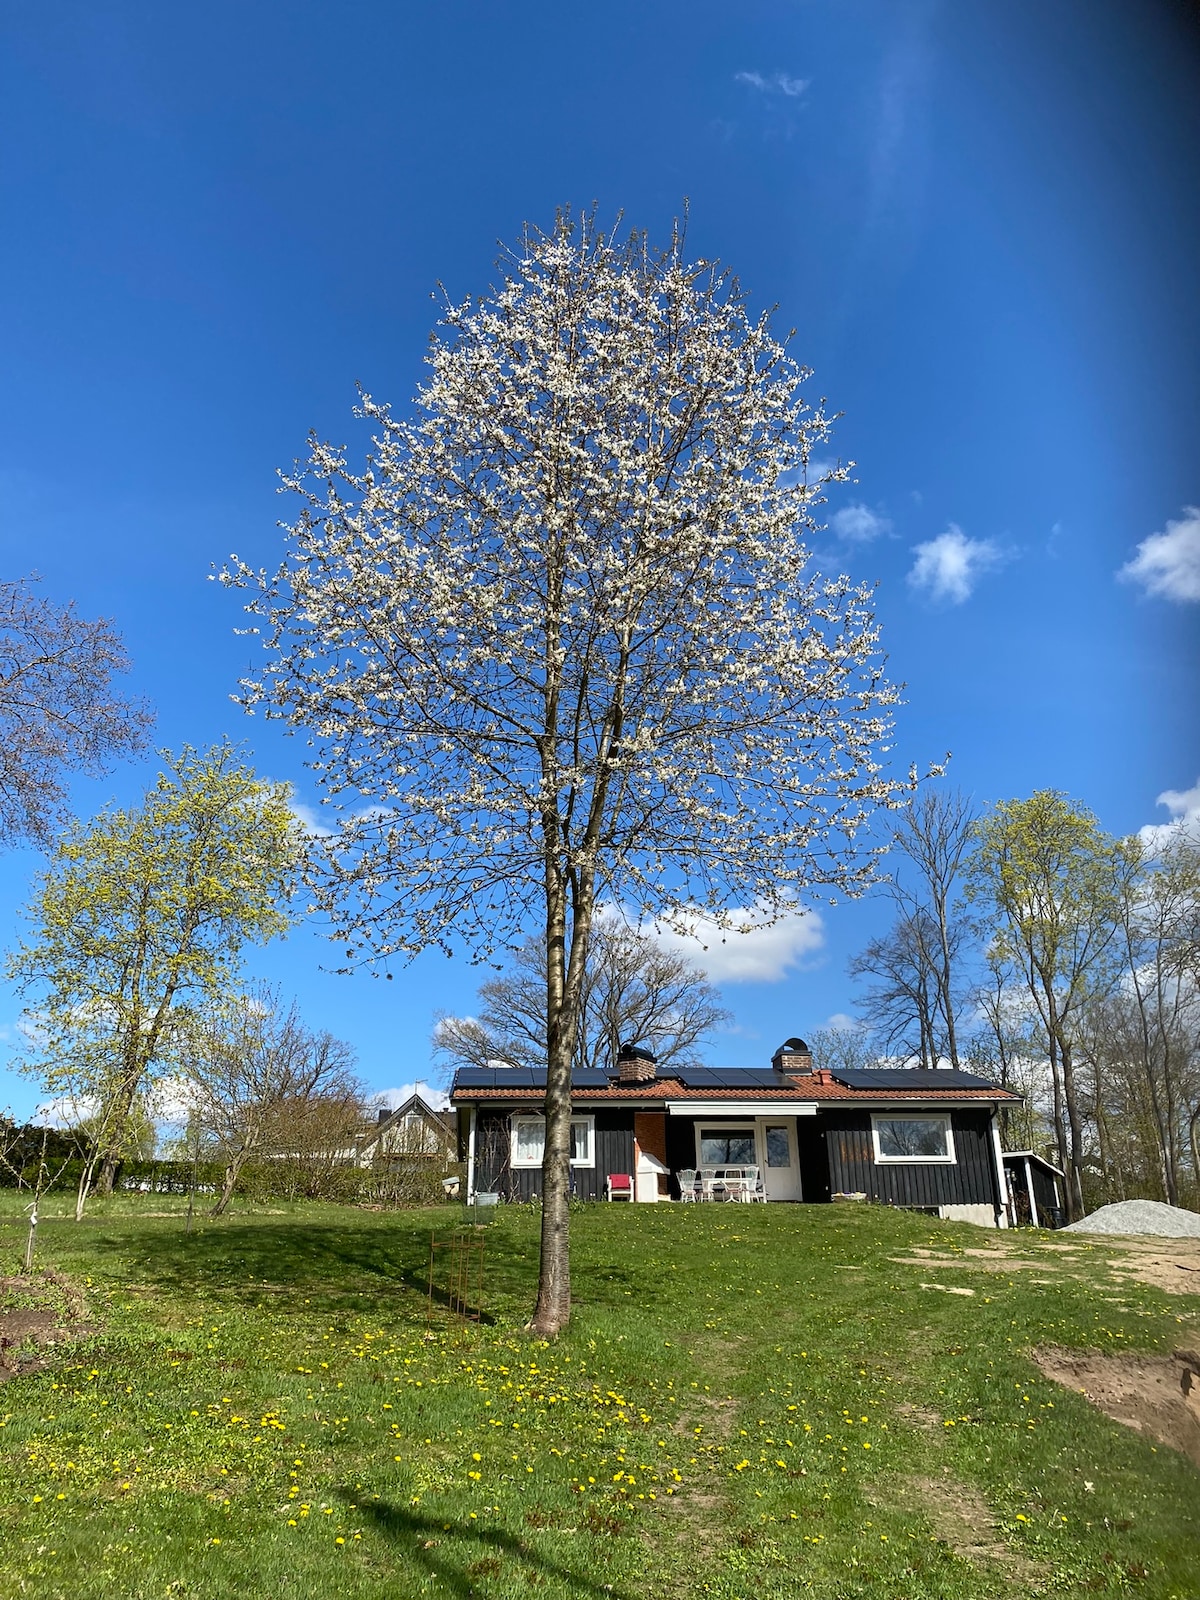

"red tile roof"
[450,1077,1017,1105]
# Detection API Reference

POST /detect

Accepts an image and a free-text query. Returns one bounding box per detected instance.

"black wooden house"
[452,1038,1022,1226]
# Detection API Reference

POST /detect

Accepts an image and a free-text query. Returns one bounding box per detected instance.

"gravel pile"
[1063,1199,1200,1237]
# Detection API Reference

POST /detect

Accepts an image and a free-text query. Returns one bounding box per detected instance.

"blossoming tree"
[226,213,916,1334]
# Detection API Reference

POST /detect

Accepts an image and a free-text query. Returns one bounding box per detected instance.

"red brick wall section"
[634,1113,668,1164]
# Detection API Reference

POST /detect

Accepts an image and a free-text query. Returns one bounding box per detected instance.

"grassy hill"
[0,1196,1197,1598]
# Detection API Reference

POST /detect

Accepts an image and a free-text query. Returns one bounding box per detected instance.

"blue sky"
[1,0,1197,1119]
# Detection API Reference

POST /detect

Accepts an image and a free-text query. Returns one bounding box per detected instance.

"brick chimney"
[772,1037,813,1078]
[616,1041,659,1084]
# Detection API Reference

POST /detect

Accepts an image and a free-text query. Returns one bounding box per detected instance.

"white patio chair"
[677,1168,699,1202]
[726,1170,753,1202]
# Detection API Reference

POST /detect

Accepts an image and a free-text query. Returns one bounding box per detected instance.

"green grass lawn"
[0,1194,1197,1599]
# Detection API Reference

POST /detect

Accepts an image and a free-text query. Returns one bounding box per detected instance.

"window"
[871,1114,955,1164]
[510,1115,595,1168]
[764,1126,792,1168]
[697,1125,756,1165]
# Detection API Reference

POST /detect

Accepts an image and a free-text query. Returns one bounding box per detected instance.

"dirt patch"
[889,1235,1200,1296]
[1033,1345,1200,1468]
[891,1254,1050,1273]
[0,1271,93,1382]
[904,1474,1046,1582]
[872,1473,1046,1582]
[895,1401,941,1431]
[672,1389,737,1440]
[1101,1238,1200,1296]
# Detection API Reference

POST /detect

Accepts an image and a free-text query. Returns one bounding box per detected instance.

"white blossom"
[225,214,915,968]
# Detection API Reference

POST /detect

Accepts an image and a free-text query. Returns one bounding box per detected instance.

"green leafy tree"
[967,790,1119,1219]
[1081,825,1200,1206]
[8,743,302,1214]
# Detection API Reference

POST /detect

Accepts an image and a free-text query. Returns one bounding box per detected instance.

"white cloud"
[1118,506,1200,602]
[818,1013,861,1033]
[831,502,891,543]
[1138,777,1200,852]
[735,70,810,98]
[907,524,1004,604]
[288,797,336,839]
[647,901,825,984]
[370,1081,450,1111]
[33,1093,96,1128]
[147,1077,201,1127]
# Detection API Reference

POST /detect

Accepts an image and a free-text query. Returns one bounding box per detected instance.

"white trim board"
[664,1101,818,1116]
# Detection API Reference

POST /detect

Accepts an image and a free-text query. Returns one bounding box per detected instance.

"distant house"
[355,1092,456,1169]
[451,1037,1023,1226]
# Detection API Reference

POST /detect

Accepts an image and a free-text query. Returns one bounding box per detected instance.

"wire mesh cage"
[426,1229,485,1326]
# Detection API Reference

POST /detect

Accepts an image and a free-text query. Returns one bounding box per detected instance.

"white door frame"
[691,1117,801,1201]
[756,1116,801,1201]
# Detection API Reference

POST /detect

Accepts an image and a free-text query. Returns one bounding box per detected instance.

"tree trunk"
[531,866,576,1337]
[1059,1035,1086,1221]
[933,895,960,1070]
[211,1157,243,1217]
[74,1151,99,1222]
[1046,1034,1067,1186]
[530,827,602,1336]
[531,1041,573,1336]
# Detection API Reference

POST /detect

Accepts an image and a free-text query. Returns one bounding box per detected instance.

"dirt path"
[1033,1345,1200,1468]
[887,1235,1200,1296]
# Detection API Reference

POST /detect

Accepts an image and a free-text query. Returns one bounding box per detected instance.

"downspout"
[1024,1155,1040,1229]
[988,1110,1009,1229]
[466,1106,477,1205]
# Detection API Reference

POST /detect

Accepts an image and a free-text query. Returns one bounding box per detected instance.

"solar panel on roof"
[451,1067,539,1089]
[830,1068,999,1090]
[738,1069,789,1089]
[669,1066,792,1089]
[452,1065,620,1091]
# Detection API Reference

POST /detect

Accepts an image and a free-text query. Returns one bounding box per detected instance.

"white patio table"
[697,1165,761,1201]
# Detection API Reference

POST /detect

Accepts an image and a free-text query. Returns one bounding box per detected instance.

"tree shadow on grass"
[340,1491,634,1600]
[79,1221,536,1321]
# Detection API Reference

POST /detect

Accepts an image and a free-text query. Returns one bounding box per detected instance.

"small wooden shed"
[1002,1150,1066,1228]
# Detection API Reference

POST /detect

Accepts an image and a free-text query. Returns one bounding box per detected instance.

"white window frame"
[510,1113,596,1169]
[694,1120,758,1167]
[871,1113,956,1165]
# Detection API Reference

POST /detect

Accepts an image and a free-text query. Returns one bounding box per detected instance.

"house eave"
[664,1100,820,1116]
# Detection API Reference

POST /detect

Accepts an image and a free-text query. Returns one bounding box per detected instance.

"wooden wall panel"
[823,1108,999,1210]
[471,1107,634,1201]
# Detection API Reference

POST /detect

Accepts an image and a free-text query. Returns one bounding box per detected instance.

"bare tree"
[177,987,364,1216]
[806,1024,878,1075]
[0,576,152,847]
[889,789,976,1067]
[966,960,1047,1149]
[434,921,729,1075]
[849,909,945,1066]
[225,212,918,1333]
